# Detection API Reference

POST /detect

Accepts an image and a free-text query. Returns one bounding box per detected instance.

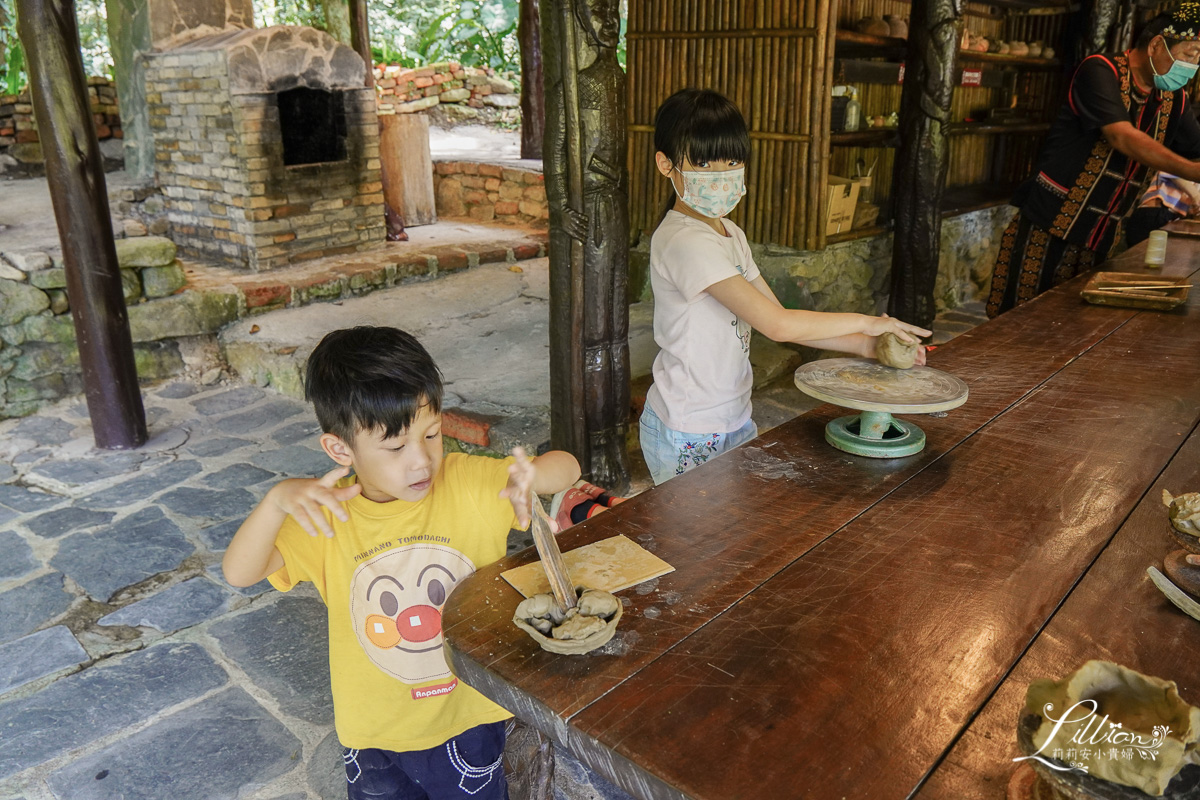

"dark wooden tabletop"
[443,239,1200,800]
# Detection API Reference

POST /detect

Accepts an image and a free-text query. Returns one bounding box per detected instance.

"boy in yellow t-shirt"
[222,326,580,800]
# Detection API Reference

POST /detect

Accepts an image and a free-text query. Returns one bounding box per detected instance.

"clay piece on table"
[1163,489,1200,536]
[1027,41,1044,57]
[1009,41,1030,57]
[1164,549,1200,599]
[1023,660,1200,796]
[856,16,891,37]
[876,332,919,369]
[513,588,623,655]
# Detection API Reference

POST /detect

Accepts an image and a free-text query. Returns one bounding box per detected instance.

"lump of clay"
[876,332,918,369]
[578,589,620,619]
[552,610,607,641]
[1025,660,1200,796]
[1163,490,1200,537]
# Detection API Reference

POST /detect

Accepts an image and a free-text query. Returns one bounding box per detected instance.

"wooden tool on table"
[529,497,577,611]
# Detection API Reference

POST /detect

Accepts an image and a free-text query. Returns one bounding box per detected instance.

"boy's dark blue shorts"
[343,720,508,800]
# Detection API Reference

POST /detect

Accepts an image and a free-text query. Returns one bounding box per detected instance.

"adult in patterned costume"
[986,6,1200,318]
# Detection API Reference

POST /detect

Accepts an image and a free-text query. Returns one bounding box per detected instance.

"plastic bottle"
[845,88,861,132]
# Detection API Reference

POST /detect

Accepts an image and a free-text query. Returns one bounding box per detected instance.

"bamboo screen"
[626,0,833,250]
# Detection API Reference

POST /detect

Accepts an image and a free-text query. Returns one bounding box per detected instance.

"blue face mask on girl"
[672,165,747,219]
[1152,37,1199,92]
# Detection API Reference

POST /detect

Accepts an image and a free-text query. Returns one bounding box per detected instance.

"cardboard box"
[826,176,861,236]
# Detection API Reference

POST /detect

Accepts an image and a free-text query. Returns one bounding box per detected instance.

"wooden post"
[543,0,631,493]
[519,0,544,159]
[17,0,147,449]
[348,0,407,241]
[887,0,963,329]
[379,114,437,227]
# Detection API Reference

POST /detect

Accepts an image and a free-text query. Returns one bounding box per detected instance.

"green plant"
[1,2,26,94]
[369,0,519,73]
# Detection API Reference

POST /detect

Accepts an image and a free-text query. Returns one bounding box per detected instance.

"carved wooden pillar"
[18,0,147,449]
[1082,0,1121,58]
[519,0,545,159]
[543,0,631,493]
[887,0,964,329]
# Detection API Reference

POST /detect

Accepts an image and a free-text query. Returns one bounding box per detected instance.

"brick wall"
[433,161,547,226]
[374,61,518,115]
[0,77,123,156]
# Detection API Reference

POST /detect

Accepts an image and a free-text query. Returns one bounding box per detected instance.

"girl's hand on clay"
[864,313,931,344]
[500,446,538,529]
[270,466,362,538]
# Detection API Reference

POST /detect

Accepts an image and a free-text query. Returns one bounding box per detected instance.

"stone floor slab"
[202,463,278,490]
[27,452,158,488]
[0,530,35,581]
[184,436,255,458]
[209,594,333,725]
[272,419,321,446]
[75,459,203,509]
[0,572,74,644]
[0,484,62,513]
[197,519,242,551]
[191,386,265,416]
[24,507,115,538]
[216,400,305,435]
[250,444,335,478]
[0,642,227,781]
[156,486,258,521]
[10,417,77,446]
[50,507,194,601]
[44,687,302,800]
[99,576,235,633]
[0,626,87,696]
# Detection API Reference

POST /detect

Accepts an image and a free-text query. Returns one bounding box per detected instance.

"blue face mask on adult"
[1152,38,1199,92]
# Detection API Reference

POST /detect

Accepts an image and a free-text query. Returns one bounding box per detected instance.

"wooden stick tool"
[529,496,577,611]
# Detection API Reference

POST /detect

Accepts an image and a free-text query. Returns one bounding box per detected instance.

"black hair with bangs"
[654,88,751,171]
[304,326,444,444]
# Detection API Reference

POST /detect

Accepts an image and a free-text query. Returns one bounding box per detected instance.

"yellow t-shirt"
[268,452,518,752]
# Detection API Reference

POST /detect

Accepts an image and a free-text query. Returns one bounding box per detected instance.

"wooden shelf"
[828,223,892,245]
[834,30,907,51]
[958,50,1061,69]
[946,121,1052,136]
[831,129,899,147]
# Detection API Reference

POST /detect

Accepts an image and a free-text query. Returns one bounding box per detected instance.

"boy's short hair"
[305,326,444,443]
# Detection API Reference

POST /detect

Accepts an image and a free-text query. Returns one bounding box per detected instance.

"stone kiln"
[144,26,385,270]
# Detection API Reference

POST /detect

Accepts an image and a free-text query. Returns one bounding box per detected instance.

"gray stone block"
[309,731,346,800]
[209,594,333,724]
[0,531,34,581]
[11,415,77,445]
[185,436,253,457]
[271,419,321,446]
[191,385,264,416]
[0,572,75,644]
[140,262,187,298]
[154,380,200,399]
[50,507,194,601]
[99,576,235,633]
[217,399,306,435]
[113,235,177,268]
[28,452,153,488]
[77,460,203,509]
[46,687,301,800]
[198,519,242,551]
[250,444,334,479]
[0,462,13,482]
[203,463,278,490]
[0,484,62,513]
[157,486,257,521]
[0,277,50,327]
[0,626,88,696]
[0,643,227,781]
[553,745,636,800]
[127,290,239,342]
[25,507,116,538]
[206,563,271,596]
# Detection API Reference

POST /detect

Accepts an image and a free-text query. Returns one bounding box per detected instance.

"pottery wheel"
[795,359,969,458]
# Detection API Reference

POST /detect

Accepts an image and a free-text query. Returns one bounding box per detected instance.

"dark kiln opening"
[277,87,348,166]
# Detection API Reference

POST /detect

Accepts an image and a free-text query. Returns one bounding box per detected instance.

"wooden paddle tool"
[529,496,577,611]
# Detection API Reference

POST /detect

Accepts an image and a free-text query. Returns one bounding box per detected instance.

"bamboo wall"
[626,0,832,250]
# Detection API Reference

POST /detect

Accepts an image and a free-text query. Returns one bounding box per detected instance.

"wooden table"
[443,238,1200,800]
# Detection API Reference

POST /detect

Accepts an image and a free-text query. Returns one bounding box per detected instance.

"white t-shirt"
[646,210,761,434]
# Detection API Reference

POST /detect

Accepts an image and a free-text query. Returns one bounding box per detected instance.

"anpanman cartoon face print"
[349,544,476,684]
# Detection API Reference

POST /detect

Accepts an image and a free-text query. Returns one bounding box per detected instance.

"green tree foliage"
[368,0,518,74]
[0,0,112,94]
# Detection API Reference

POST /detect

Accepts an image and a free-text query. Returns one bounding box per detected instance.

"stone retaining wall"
[0,78,124,174]
[373,61,518,115]
[433,161,548,226]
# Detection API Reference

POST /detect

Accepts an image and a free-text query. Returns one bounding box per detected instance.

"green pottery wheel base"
[825,410,926,458]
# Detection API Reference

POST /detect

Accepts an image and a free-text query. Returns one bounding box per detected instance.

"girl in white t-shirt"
[640,89,931,485]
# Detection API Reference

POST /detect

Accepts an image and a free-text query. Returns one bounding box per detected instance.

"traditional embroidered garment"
[987,51,1200,317]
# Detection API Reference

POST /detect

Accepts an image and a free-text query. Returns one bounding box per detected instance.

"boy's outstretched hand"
[500,446,560,532]
[270,465,362,538]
